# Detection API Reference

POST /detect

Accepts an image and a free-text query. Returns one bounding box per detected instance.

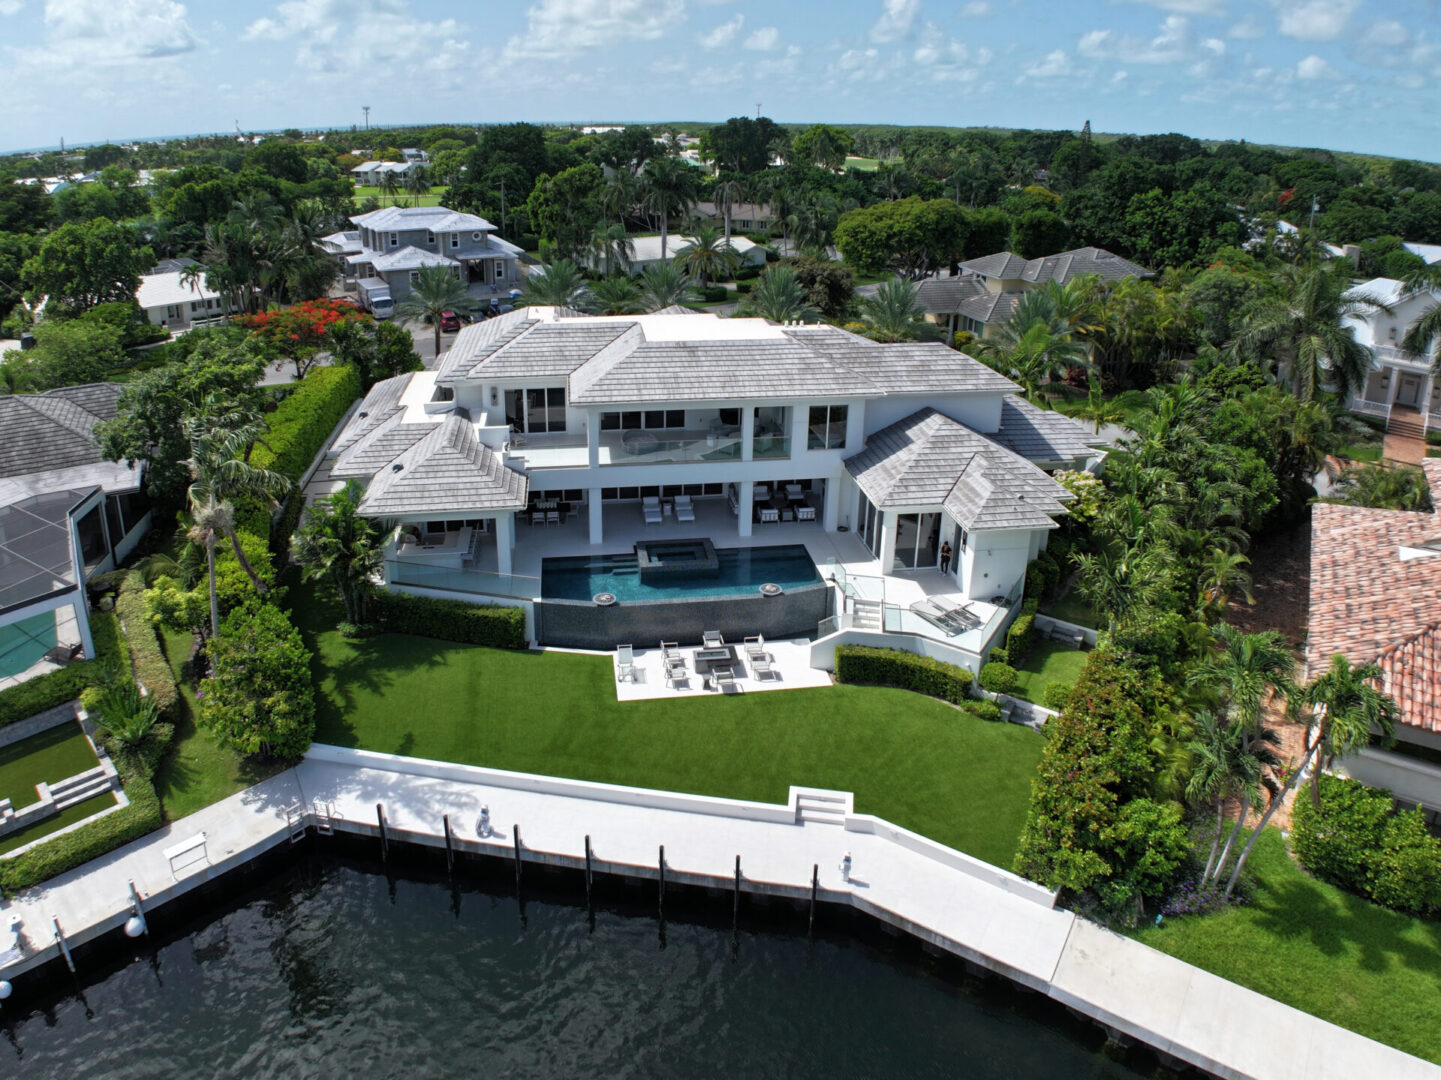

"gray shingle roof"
[331,414,434,479]
[988,397,1105,464]
[845,408,1071,530]
[958,291,1023,325]
[466,321,639,380]
[0,384,123,478]
[781,329,1017,395]
[350,206,497,233]
[436,309,539,380]
[915,275,987,315]
[332,374,414,452]
[370,245,457,273]
[357,413,528,517]
[960,247,1150,285]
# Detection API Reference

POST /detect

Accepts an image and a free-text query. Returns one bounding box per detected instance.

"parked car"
[440,310,461,332]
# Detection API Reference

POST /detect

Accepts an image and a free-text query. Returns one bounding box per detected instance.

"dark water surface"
[4,858,1156,1079]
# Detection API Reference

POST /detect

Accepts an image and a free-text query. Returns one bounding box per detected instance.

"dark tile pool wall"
[535,583,833,650]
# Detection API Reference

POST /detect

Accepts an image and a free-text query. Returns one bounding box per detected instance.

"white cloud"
[959,1,990,15]
[698,12,742,48]
[0,1,23,14]
[243,0,470,81]
[1227,15,1263,39]
[44,0,196,60]
[503,0,686,60]
[1111,70,1128,84]
[911,23,988,82]
[1021,49,1073,78]
[1361,20,1408,49]
[869,0,918,43]
[1123,0,1228,13]
[1295,53,1333,79]
[1272,0,1357,43]
[1077,15,1191,64]
[744,26,779,51]
[1201,37,1225,55]
[837,47,878,71]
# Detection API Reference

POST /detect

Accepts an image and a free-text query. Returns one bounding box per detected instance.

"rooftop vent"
[391,463,404,473]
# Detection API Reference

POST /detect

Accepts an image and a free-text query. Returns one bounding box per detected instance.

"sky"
[1,0,1438,161]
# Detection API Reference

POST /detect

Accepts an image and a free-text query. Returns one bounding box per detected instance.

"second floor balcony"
[511,427,794,470]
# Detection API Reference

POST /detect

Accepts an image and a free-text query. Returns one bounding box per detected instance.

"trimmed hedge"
[834,645,973,706]
[1005,614,1035,666]
[979,661,1018,694]
[115,571,180,720]
[696,285,729,302]
[370,590,527,649]
[1041,682,1074,711]
[249,364,361,479]
[963,699,1002,721]
[0,609,122,730]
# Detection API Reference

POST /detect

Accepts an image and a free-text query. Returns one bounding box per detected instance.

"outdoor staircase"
[48,766,115,811]
[1387,408,1427,441]
[850,597,883,631]
[794,788,853,826]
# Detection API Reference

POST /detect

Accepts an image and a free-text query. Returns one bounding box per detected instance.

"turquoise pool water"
[0,611,57,679]
[543,544,822,601]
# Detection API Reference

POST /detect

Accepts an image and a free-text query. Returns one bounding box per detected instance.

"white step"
[53,774,116,810]
[47,766,108,798]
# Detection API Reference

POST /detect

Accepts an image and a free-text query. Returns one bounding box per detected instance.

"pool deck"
[1,746,1435,1079]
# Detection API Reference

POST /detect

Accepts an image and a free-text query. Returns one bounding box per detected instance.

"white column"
[495,513,514,576]
[588,489,605,544]
[587,415,600,468]
[822,476,839,530]
[738,479,754,537]
[73,598,95,661]
[741,405,755,462]
[878,512,897,571]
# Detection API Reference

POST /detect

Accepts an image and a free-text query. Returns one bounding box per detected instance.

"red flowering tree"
[238,298,371,379]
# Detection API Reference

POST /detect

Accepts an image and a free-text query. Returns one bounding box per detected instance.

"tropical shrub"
[1005,615,1036,667]
[979,662,1018,694]
[115,570,179,719]
[368,590,527,649]
[199,602,315,758]
[1041,682,1074,711]
[963,699,1003,721]
[833,645,974,705]
[93,682,160,748]
[1291,774,1441,916]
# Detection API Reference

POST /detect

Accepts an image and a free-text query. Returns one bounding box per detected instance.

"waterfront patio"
[610,637,833,701]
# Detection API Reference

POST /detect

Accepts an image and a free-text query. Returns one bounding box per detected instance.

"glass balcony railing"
[751,434,791,460]
[384,561,540,600]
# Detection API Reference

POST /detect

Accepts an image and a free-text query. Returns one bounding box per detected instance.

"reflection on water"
[3,859,1154,1079]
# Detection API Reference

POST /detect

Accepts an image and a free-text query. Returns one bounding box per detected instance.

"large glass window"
[892,512,940,570]
[601,410,684,430]
[505,386,567,433]
[807,404,849,450]
[857,492,880,558]
[75,505,109,571]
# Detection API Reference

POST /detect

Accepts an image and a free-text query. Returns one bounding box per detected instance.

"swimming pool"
[542,543,821,602]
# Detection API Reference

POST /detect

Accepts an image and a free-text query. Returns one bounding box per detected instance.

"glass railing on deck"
[750,434,791,460]
[602,432,744,466]
[385,561,540,600]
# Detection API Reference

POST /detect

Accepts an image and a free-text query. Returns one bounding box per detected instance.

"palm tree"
[1400,265,1441,372]
[587,275,643,315]
[639,156,699,260]
[290,479,386,626]
[979,317,1088,404]
[1231,263,1392,401]
[588,223,634,278]
[1197,548,1254,617]
[742,266,817,324]
[377,168,402,206]
[601,169,638,230]
[1220,653,1400,898]
[522,258,589,309]
[635,262,695,312]
[672,224,739,288]
[1189,624,1296,735]
[1074,380,1138,434]
[404,164,431,207]
[1323,462,1433,511]
[395,265,472,356]
[1073,544,1170,632]
[859,278,926,342]
[712,174,746,245]
[1186,710,1283,882]
[183,417,291,638]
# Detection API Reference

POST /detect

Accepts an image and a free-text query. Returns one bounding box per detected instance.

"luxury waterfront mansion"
[325,308,1106,665]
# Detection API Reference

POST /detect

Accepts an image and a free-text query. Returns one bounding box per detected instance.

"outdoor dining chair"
[702,630,725,648]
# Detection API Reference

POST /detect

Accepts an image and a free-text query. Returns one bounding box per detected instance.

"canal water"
[2,857,1158,1079]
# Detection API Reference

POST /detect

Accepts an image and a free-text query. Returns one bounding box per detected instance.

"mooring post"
[733,855,741,931]
[53,916,75,974]
[584,834,593,900]
[658,845,666,918]
[443,814,455,876]
[809,863,819,936]
[376,803,389,862]
[513,825,523,888]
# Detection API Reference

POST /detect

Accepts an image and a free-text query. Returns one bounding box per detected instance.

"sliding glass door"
[892,512,940,570]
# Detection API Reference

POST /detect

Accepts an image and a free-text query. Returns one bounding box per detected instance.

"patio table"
[694,647,734,673]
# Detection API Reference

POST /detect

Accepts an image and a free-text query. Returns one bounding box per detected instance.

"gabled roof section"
[330,414,434,479]
[0,384,124,479]
[332,374,414,452]
[370,245,457,273]
[350,206,497,233]
[467,321,640,381]
[960,247,1150,285]
[915,275,987,315]
[958,291,1023,325]
[357,413,528,517]
[436,308,541,380]
[845,408,1071,531]
[989,396,1104,464]
[961,252,1031,279]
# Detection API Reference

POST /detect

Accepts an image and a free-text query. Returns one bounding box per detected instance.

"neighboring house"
[923,247,1151,341]
[136,262,231,330]
[324,309,1101,670]
[694,202,775,234]
[1307,463,1441,812]
[346,206,524,299]
[350,161,421,187]
[319,231,364,275]
[0,385,150,690]
[604,234,768,276]
[1404,241,1441,267]
[1343,276,1441,437]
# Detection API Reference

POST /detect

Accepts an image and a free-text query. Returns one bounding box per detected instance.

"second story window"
[427,230,436,245]
[807,404,849,450]
[450,233,460,249]
[388,232,398,247]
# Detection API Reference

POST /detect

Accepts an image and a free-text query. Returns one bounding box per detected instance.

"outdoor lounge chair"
[908,597,979,636]
[702,630,725,648]
[753,485,769,500]
[749,653,775,680]
[712,665,738,692]
[744,634,767,661]
[675,494,695,523]
[662,640,681,658]
[545,510,560,526]
[785,483,804,500]
[642,496,663,525]
[616,644,636,683]
[796,505,816,522]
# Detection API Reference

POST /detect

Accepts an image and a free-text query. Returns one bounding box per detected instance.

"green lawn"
[1136,829,1441,1065]
[153,626,283,820]
[351,184,447,209]
[293,584,1043,868]
[1010,641,1089,704]
[0,792,117,856]
[0,723,98,808]
[1040,592,1100,629]
[1339,442,1384,462]
[845,156,880,171]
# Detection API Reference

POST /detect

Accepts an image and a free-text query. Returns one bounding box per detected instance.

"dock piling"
[658,845,665,918]
[733,856,741,931]
[375,803,389,862]
[513,825,522,888]
[53,917,75,974]
[442,814,455,876]
[809,864,818,937]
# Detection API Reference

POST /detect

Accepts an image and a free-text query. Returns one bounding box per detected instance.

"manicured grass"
[153,626,283,821]
[293,584,1043,868]
[1135,829,1441,1065]
[1039,592,1100,629]
[1338,442,1384,462]
[352,184,448,198]
[1010,640,1089,704]
[845,156,880,171]
[0,723,98,808]
[0,791,117,856]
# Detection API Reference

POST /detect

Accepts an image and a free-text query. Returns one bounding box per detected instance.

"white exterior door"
[1397,374,1422,407]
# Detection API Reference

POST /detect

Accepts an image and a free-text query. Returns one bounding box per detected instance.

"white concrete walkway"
[0,747,1435,1079]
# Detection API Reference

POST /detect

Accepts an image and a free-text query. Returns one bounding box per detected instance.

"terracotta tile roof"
[1307,501,1441,732]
